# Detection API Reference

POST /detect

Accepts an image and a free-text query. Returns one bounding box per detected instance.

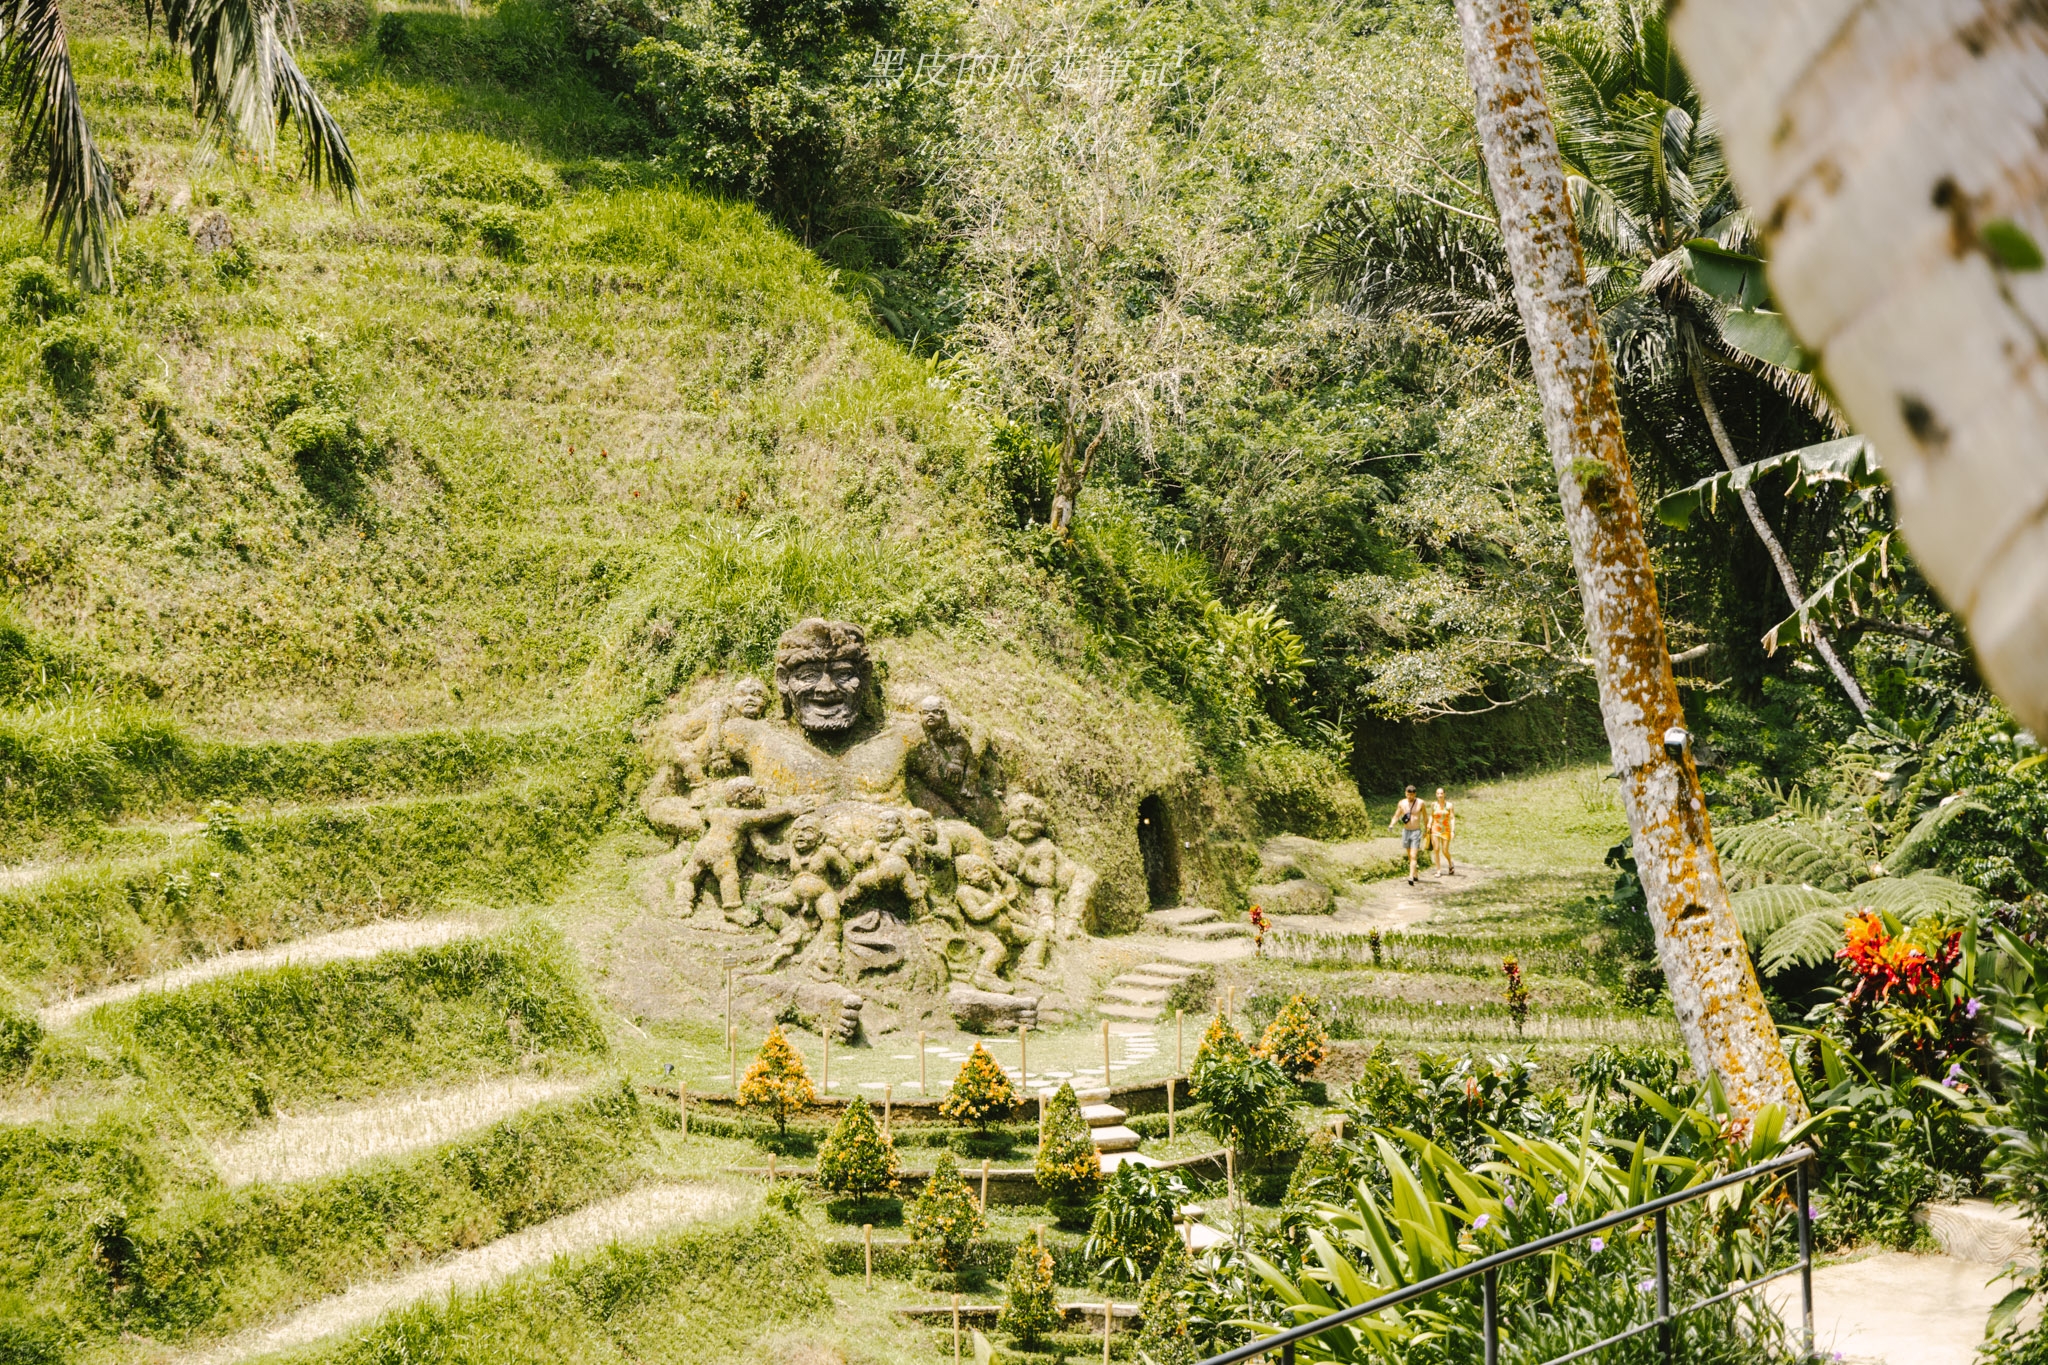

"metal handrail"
[1197,1145,1816,1365]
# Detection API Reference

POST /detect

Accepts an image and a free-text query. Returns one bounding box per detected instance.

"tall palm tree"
[0,0,357,290]
[1665,0,2048,741]
[1451,0,1806,1124]
[1537,2,1871,718]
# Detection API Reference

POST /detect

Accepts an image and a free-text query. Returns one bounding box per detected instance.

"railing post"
[1797,1157,1815,1361]
[1482,1266,1499,1365]
[1654,1208,1672,1365]
[1280,1342,1295,1365]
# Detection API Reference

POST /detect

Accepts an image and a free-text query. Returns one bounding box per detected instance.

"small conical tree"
[1035,1081,1102,1225]
[1258,994,1329,1083]
[1134,1234,1197,1365]
[818,1095,899,1199]
[1189,1012,1249,1098]
[940,1042,1017,1131]
[998,1227,1061,1348]
[738,1026,817,1134]
[907,1150,986,1273]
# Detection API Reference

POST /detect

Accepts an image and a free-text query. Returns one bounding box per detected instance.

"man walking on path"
[1391,785,1426,886]
[1429,787,1457,878]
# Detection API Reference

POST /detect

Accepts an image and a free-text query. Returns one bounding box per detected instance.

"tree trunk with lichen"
[1665,0,2048,739]
[1454,0,1807,1122]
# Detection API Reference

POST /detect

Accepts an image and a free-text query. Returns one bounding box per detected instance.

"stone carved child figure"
[953,852,1029,990]
[671,776,799,924]
[991,792,1097,959]
[640,677,771,838]
[759,814,855,971]
[841,808,931,921]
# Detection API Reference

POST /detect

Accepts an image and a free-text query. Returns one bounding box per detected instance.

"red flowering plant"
[1824,910,1977,1082]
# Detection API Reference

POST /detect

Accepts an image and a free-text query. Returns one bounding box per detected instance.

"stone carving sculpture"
[908,694,998,815]
[667,776,802,924]
[639,617,1097,1034]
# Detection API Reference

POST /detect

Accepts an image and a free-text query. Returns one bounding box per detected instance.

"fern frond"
[1853,871,1983,923]
[1885,797,1990,874]
[1717,820,1859,891]
[1758,910,1850,977]
[1730,883,1845,949]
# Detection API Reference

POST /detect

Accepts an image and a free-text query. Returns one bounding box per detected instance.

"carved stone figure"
[908,695,998,814]
[843,808,930,921]
[758,814,855,972]
[991,792,1098,953]
[641,677,770,837]
[709,621,924,801]
[953,852,1031,990]
[668,777,801,924]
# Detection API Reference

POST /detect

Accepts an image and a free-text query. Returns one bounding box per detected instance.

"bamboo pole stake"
[1103,1300,1112,1364]
[863,1223,873,1290]
[1453,0,1803,1120]
[884,1082,893,1136]
[1166,1076,1175,1144]
[980,1157,990,1211]
[729,1025,738,1094]
[953,1294,963,1365]
[1019,1024,1028,1091]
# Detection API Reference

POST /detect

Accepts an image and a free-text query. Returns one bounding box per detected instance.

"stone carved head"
[1003,792,1049,842]
[731,677,769,718]
[773,618,871,736]
[955,852,994,888]
[723,776,766,809]
[787,814,823,853]
[917,695,951,738]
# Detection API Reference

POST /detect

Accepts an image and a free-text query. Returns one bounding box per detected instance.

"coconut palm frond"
[1853,870,1983,923]
[1730,882,1845,949]
[0,0,123,288]
[163,0,356,195]
[269,24,356,195]
[1300,194,1520,347]
[1758,909,1850,977]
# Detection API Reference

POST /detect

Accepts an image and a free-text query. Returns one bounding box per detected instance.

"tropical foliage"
[737,1025,816,1133]
[906,1151,985,1273]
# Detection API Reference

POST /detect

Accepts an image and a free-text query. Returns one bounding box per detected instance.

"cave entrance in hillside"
[1138,794,1180,908]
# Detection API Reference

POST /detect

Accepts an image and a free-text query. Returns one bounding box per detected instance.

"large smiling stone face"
[772,618,872,737]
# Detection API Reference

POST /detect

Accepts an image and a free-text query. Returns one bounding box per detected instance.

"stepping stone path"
[1098,960,1203,1024]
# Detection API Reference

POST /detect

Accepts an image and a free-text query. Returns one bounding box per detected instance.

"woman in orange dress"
[1428,787,1457,877]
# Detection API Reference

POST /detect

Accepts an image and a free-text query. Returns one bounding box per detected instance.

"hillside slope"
[0,6,1325,1361]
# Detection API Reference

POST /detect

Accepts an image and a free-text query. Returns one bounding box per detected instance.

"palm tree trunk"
[1667,0,2048,737]
[1455,0,1805,1122]
[1684,347,1872,718]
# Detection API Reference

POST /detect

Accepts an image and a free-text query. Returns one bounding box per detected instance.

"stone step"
[1102,983,1172,1005]
[1100,1151,1162,1173]
[1080,1103,1127,1128]
[1089,1125,1142,1152]
[1917,1199,2040,1266]
[1114,974,1185,992]
[1144,906,1220,928]
[1183,1222,1229,1251]
[1176,921,1252,940]
[1131,961,1202,979]
[1039,1085,1111,1104]
[1098,1002,1163,1021]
